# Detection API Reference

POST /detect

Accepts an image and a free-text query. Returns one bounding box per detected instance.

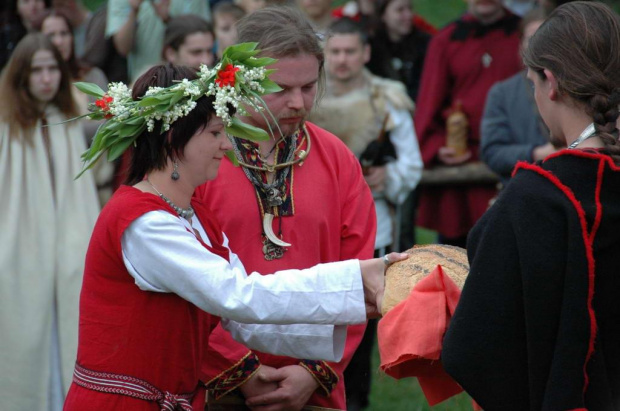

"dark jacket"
[443,150,620,410]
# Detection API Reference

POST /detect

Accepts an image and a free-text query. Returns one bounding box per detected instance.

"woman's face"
[180,116,233,183]
[41,16,74,62]
[28,49,62,105]
[382,0,413,39]
[17,0,45,30]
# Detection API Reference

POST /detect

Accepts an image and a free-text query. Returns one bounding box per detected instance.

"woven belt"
[73,363,195,411]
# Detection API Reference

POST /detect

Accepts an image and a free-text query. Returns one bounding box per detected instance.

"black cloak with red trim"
[442,150,620,410]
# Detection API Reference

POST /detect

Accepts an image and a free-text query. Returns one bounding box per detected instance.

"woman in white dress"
[0,33,100,411]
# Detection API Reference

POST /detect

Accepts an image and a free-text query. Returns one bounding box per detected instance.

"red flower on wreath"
[215,64,240,88]
[95,95,114,118]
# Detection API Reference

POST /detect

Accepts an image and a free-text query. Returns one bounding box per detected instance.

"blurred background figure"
[365,0,433,251]
[0,0,48,69]
[480,7,560,187]
[212,2,245,61]
[162,14,215,69]
[504,0,538,15]
[0,33,99,411]
[414,0,522,248]
[50,0,92,58]
[37,8,114,204]
[367,0,432,102]
[310,18,422,411]
[235,0,266,14]
[106,0,210,82]
[297,0,333,33]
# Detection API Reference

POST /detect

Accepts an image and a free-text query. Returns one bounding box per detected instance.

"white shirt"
[121,210,366,361]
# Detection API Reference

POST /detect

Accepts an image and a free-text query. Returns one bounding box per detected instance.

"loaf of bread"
[382,244,470,315]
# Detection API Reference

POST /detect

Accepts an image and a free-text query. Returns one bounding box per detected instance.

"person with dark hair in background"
[212,2,245,61]
[196,6,377,411]
[0,33,100,411]
[480,7,559,186]
[0,0,48,69]
[414,0,522,247]
[162,14,215,69]
[443,2,620,409]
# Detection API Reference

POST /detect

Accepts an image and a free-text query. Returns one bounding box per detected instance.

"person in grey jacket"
[481,8,559,186]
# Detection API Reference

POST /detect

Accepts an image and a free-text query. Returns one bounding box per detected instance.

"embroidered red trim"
[205,352,260,400]
[299,359,339,397]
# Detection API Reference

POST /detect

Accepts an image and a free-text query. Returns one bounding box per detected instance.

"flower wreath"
[74,43,281,177]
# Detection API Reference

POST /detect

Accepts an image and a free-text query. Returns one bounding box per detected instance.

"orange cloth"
[378,265,464,406]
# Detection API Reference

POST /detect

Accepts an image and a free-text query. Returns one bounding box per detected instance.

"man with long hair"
[195,7,376,411]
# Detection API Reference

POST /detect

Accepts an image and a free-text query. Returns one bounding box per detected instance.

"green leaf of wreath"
[74,82,106,98]
[225,117,269,141]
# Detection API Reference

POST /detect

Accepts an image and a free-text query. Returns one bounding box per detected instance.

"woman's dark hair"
[523,1,620,164]
[0,32,77,139]
[125,64,219,185]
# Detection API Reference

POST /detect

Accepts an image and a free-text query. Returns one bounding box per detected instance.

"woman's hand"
[360,252,408,318]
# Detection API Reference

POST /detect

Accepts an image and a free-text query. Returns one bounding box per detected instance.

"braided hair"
[522,1,620,164]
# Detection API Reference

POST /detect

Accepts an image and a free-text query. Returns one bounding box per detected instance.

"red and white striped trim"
[73,363,194,410]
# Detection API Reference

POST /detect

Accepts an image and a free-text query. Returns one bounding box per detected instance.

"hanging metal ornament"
[262,237,286,261]
[266,187,283,207]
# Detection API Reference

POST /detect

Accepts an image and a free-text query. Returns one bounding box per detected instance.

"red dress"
[195,122,376,409]
[414,11,522,239]
[64,186,228,410]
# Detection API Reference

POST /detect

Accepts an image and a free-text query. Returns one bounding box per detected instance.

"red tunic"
[414,11,522,238]
[64,186,228,410]
[195,122,376,409]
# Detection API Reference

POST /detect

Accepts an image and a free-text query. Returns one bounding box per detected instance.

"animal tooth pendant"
[262,213,291,247]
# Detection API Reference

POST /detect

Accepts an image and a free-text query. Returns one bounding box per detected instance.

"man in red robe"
[414,0,522,246]
[194,7,376,411]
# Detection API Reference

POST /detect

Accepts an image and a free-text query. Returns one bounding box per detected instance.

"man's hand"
[239,365,279,399]
[437,146,472,165]
[245,365,319,411]
[360,252,409,318]
[364,166,387,192]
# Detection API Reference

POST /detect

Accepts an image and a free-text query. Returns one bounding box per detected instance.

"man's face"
[325,33,369,83]
[167,31,215,69]
[246,54,319,137]
[297,0,332,19]
[466,0,504,22]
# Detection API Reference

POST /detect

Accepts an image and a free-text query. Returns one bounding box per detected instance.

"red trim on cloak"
[589,159,604,243]
[514,161,597,394]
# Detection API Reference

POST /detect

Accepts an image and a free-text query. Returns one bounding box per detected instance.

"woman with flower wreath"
[63,45,402,410]
[0,33,100,411]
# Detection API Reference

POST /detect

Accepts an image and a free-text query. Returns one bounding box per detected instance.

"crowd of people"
[1,0,619,410]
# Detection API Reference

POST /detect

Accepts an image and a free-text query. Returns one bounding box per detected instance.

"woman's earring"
[171,160,180,181]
